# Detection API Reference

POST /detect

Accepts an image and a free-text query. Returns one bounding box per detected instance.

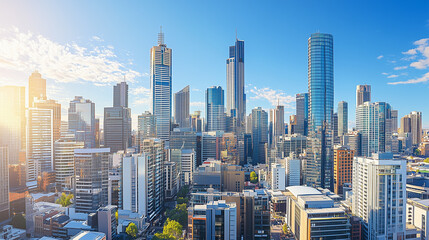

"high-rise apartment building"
[113,81,128,108]
[28,71,46,108]
[74,148,109,213]
[269,104,285,146]
[34,99,61,142]
[226,38,246,132]
[352,153,406,239]
[305,33,334,190]
[122,153,148,215]
[104,107,132,153]
[0,86,26,164]
[338,101,348,136]
[251,107,268,165]
[295,93,309,136]
[0,147,9,221]
[150,29,172,141]
[333,145,354,195]
[356,85,371,107]
[174,86,190,128]
[137,111,156,146]
[206,86,225,132]
[271,163,286,191]
[68,96,96,148]
[401,112,423,145]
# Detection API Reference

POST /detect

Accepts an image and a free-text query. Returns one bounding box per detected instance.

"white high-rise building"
[181,149,196,185]
[285,156,301,186]
[271,163,286,191]
[352,153,406,239]
[122,153,148,215]
[54,134,84,190]
[269,104,285,146]
[174,86,190,128]
[150,29,172,141]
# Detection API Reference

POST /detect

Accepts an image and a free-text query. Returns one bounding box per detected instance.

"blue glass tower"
[305,33,334,190]
[206,86,225,131]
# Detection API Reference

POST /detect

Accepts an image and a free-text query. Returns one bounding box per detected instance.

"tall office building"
[352,153,406,239]
[28,71,46,108]
[150,29,172,141]
[113,81,128,108]
[26,108,53,185]
[0,147,9,221]
[122,153,148,215]
[402,111,423,145]
[206,86,225,131]
[226,38,246,131]
[0,86,26,164]
[74,148,109,213]
[295,93,309,136]
[191,111,203,132]
[305,33,334,190]
[356,102,392,157]
[137,111,157,143]
[269,104,285,146]
[391,109,398,133]
[201,131,223,162]
[285,155,301,186]
[68,96,96,148]
[338,101,348,136]
[356,85,371,107]
[333,145,354,195]
[104,107,132,153]
[271,163,286,191]
[34,99,61,142]
[251,107,268,165]
[174,86,190,128]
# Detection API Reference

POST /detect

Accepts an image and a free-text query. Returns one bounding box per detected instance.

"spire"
[158,26,165,46]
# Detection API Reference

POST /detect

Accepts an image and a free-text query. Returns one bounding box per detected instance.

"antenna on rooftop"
[158,26,165,46]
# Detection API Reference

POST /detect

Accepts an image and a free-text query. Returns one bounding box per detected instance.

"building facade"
[174,85,190,128]
[295,93,309,136]
[68,96,96,148]
[356,84,371,107]
[206,86,225,132]
[251,107,268,165]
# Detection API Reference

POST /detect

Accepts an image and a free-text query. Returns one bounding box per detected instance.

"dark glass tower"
[206,86,225,131]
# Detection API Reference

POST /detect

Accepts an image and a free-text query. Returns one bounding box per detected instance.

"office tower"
[226,38,246,132]
[137,111,156,144]
[333,112,339,143]
[342,131,362,157]
[68,96,96,148]
[402,111,423,145]
[104,107,132,153]
[271,163,286,191]
[352,153,406,239]
[356,85,371,107]
[206,86,225,131]
[122,153,148,214]
[269,104,285,145]
[295,93,309,136]
[391,109,398,133]
[26,108,53,185]
[285,186,351,239]
[251,107,268,165]
[164,161,178,200]
[356,102,392,157]
[285,155,301,186]
[54,134,84,190]
[289,115,297,135]
[141,138,165,221]
[201,131,223,162]
[113,81,128,108]
[189,200,237,240]
[174,86,190,128]
[305,33,334,190]
[97,205,117,240]
[220,133,239,165]
[150,29,172,141]
[34,99,61,142]
[0,86,26,164]
[169,128,197,150]
[169,148,196,187]
[74,148,109,213]
[333,145,354,195]
[28,71,46,108]
[191,111,203,132]
[276,134,307,158]
[0,147,9,221]
[338,101,348,136]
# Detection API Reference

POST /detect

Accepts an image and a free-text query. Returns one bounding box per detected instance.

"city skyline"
[0,1,428,131]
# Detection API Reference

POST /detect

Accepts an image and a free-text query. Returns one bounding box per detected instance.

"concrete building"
[0,147,9,221]
[285,156,301,186]
[174,85,190,128]
[333,145,354,195]
[70,231,106,240]
[193,159,222,192]
[103,106,131,153]
[97,205,117,240]
[164,161,178,200]
[271,163,286,191]
[338,101,348,136]
[352,153,406,239]
[269,104,285,146]
[407,198,429,240]
[34,99,61,142]
[275,134,307,158]
[342,131,362,156]
[356,84,371,107]
[54,134,84,190]
[122,153,148,215]
[201,131,223,162]
[113,81,128,108]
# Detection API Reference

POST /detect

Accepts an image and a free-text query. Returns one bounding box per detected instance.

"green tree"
[126,222,138,238]
[166,203,187,227]
[283,224,289,234]
[11,213,26,229]
[153,219,183,240]
[177,185,190,198]
[55,193,74,207]
[250,171,258,183]
[176,197,188,205]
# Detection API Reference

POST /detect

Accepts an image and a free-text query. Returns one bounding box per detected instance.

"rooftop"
[70,231,106,240]
[286,186,322,197]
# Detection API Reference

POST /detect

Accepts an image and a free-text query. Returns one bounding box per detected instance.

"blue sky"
[0,0,428,129]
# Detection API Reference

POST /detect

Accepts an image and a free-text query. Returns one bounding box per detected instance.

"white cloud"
[0,27,142,85]
[381,72,389,75]
[388,72,429,85]
[131,86,150,95]
[92,36,103,42]
[190,101,204,107]
[387,74,399,78]
[393,66,408,70]
[377,55,384,59]
[249,86,295,108]
[402,38,429,70]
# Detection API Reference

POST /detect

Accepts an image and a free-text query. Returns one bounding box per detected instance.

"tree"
[177,185,190,198]
[55,193,74,207]
[283,224,289,234]
[126,222,138,238]
[11,213,26,229]
[115,210,118,221]
[166,203,187,227]
[176,197,188,205]
[153,219,183,240]
[424,158,429,163]
[250,171,258,183]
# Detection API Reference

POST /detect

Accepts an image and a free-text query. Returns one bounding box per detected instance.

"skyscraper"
[206,86,225,131]
[295,93,309,136]
[251,107,268,165]
[104,107,132,153]
[356,85,371,107]
[28,71,46,108]
[269,104,285,146]
[68,96,96,148]
[150,29,172,141]
[391,109,398,133]
[226,38,246,131]
[34,99,61,142]
[409,111,422,145]
[174,86,190,128]
[305,33,334,190]
[122,153,148,215]
[54,134,84,190]
[338,101,348,136]
[333,145,354,195]
[137,111,156,150]
[0,147,9,221]
[0,86,26,164]
[113,81,128,108]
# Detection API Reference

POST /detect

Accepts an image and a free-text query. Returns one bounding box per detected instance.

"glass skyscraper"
[252,107,268,165]
[305,33,334,190]
[150,29,172,141]
[295,93,309,136]
[206,86,225,131]
[113,81,128,108]
[68,96,96,148]
[338,101,348,136]
[173,85,190,128]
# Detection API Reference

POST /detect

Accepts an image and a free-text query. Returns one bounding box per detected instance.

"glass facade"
[338,101,348,136]
[206,86,225,131]
[68,96,96,148]
[295,93,309,136]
